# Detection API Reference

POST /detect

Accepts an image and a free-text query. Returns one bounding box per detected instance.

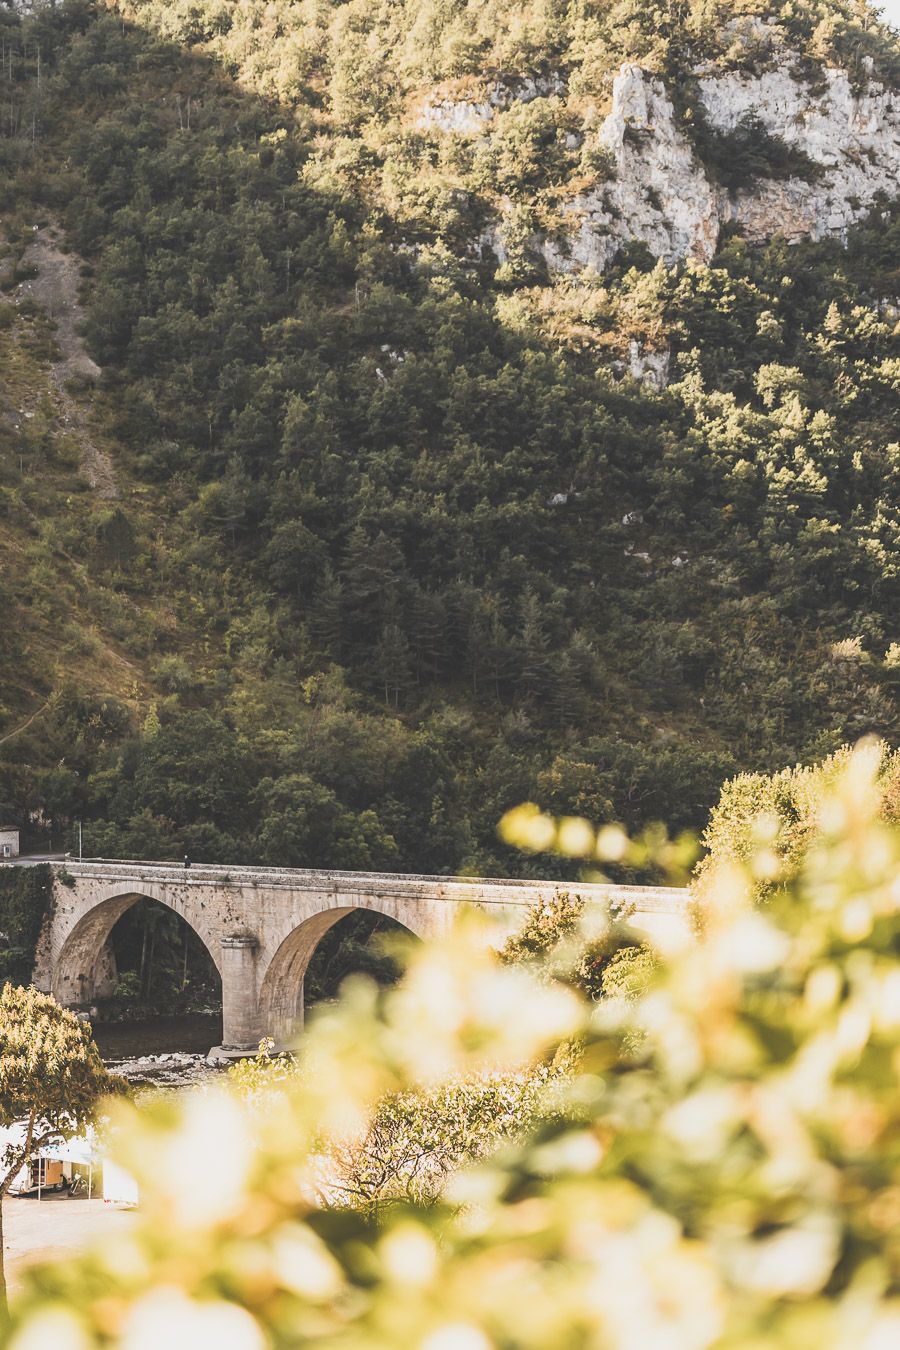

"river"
[92,1013,223,1060]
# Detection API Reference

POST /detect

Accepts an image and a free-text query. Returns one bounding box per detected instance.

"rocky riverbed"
[106,1049,232,1089]
[90,1013,232,1088]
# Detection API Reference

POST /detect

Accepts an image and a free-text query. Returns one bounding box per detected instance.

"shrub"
[0,864,53,985]
[694,738,900,905]
[691,109,825,189]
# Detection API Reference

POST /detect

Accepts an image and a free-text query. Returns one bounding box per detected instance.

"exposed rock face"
[418,92,495,135]
[544,64,722,273]
[628,340,670,390]
[705,65,900,244]
[422,59,900,273]
[416,74,567,135]
[550,62,899,272]
[16,225,117,498]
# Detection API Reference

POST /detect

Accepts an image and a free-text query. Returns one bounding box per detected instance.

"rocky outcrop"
[422,58,900,273]
[416,73,567,135]
[550,61,899,272]
[544,64,722,273]
[16,225,118,498]
[628,341,670,389]
[107,1052,225,1088]
[705,65,900,244]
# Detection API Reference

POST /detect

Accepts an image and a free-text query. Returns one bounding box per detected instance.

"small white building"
[0,828,19,860]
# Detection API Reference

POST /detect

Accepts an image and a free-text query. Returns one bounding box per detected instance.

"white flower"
[8,1309,93,1350]
[121,1290,266,1350]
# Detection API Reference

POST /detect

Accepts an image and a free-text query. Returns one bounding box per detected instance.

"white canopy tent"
[0,1123,100,1198]
[0,1121,137,1204]
[39,1130,100,1198]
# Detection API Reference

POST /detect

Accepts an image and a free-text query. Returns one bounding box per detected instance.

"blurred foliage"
[497,889,655,1001]
[11,744,900,1344]
[228,890,624,1218]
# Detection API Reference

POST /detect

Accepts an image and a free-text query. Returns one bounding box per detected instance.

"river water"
[93,1013,223,1060]
[91,1014,227,1089]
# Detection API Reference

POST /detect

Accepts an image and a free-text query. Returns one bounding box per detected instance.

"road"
[4,1194,136,1294]
[1,855,68,866]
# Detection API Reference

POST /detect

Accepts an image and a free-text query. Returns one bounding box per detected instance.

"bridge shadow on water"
[92,1012,223,1059]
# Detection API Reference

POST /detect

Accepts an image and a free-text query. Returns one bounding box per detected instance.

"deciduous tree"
[0,985,114,1320]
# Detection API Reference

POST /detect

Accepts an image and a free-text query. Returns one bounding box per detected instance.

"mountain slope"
[0,0,898,881]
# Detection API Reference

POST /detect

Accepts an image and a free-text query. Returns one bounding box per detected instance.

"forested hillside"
[0,0,898,883]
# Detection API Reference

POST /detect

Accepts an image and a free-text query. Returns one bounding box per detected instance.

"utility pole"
[78,820,83,861]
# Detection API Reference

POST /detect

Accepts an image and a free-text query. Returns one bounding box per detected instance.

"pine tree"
[374,622,413,708]
[518,589,552,706]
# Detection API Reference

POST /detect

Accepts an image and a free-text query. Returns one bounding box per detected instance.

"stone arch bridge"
[33,861,690,1052]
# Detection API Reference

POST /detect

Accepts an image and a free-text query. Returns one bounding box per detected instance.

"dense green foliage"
[0,863,51,985]
[690,110,826,189]
[0,0,897,949]
[100,896,221,1015]
[305,910,405,1007]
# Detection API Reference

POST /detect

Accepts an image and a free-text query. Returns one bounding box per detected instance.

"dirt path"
[4,1195,136,1295]
[0,700,49,747]
[16,225,118,499]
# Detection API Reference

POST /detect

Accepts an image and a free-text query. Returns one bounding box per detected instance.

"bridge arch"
[258,903,426,1048]
[51,889,223,1008]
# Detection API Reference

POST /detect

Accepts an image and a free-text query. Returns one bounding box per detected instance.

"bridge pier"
[219,932,261,1053]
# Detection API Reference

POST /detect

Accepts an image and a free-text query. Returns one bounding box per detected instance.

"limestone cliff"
[422,58,900,274]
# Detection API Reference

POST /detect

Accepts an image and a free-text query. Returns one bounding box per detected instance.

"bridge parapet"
[53,858,688,909]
